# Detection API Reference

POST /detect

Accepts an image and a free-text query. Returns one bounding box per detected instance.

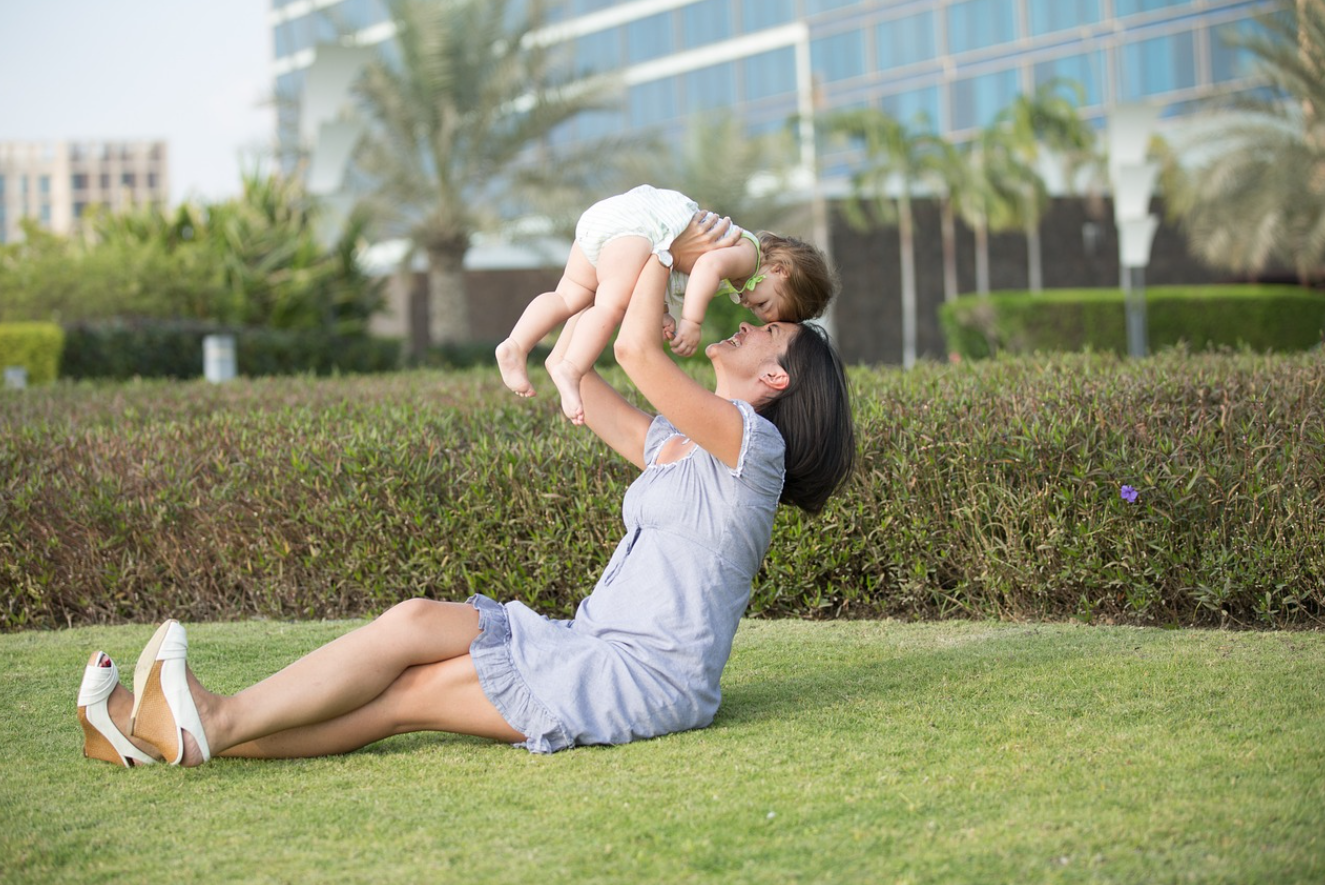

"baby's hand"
[661,313,676,340]
[670,319,702,357]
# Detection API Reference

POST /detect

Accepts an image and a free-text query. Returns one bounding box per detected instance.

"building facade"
[268,0,1277,361]
[0,140,169,244]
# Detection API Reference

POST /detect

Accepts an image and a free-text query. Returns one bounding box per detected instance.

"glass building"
[269,0,1274,189]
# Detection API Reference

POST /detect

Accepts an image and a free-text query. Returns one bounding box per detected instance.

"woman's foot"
[495,339,535,397]
[550,360,586,424]
[131,621,214,767]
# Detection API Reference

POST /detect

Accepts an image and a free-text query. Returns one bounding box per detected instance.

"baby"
[496,185,835,423]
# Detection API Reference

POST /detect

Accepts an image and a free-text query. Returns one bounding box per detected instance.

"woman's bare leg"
[551,237,652,423]
[175,599,502,765]
[221,655,523,759]
[497,243,598,397]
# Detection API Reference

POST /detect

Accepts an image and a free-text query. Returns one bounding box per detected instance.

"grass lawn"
[3,619,1322,884]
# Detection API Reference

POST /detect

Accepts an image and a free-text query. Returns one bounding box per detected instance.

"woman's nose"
[738,322,752,332]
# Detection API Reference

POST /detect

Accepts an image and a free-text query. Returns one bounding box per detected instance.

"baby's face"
[742,268,788,323]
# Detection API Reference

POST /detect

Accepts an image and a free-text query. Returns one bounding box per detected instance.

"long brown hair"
[756,322,855,514]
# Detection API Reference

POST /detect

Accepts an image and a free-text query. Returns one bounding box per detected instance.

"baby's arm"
[670,237,759,357]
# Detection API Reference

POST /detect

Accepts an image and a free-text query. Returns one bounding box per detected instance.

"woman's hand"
[669,210,744,274]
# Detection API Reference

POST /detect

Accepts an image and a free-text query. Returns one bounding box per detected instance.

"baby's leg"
[551,236,653,423]
[496,243,597,396]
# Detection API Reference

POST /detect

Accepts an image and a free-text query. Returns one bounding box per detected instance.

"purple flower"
[1120,485,1139,503]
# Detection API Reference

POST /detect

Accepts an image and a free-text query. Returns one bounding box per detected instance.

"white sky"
[0,0,274,206]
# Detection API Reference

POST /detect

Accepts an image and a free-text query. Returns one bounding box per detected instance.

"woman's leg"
[182,599,507,764]
[550,236,652,423]
[497,243,598,397]
[221,654,523,759]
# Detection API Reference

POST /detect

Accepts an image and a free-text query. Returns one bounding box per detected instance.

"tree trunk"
[900,196,917,369]
[975,220,990,297]
[940,197,958,303]
[1026,220,1043,293]
[424,246,470,347]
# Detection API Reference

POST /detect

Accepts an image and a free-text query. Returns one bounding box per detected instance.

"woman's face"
[706,321,798,379]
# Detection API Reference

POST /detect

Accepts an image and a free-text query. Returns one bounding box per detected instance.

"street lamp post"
[1106,104,1161,359]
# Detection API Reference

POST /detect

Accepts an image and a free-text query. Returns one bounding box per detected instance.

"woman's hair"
[757,232,837,322]
[755,322,856,515]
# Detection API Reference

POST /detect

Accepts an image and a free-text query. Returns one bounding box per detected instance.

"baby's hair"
[757,232,837,322]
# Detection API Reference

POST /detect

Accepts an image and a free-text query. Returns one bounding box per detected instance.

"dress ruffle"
[467,594,573,754]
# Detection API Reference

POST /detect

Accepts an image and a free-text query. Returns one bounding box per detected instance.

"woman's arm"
[546,310,652,469]
[613,259,746,469]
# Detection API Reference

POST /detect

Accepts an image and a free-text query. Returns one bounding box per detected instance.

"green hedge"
[941,285,1325,359]
[0,322,65,385]
[59,320,402,380]
[1,353,1322,631]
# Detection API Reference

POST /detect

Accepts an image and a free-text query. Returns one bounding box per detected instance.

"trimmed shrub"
[1,353,1321,631]
[59,320,401,380]
[0,322,65,385]
[941,285,1325,359]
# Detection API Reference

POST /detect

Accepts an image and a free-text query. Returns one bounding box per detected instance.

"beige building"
[0,140,169,243]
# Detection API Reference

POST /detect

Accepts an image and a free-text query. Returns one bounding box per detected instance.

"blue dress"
[468,400,786,753]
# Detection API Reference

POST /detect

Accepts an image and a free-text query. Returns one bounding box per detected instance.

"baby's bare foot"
[550,360,586,425]
[496,339,535,397]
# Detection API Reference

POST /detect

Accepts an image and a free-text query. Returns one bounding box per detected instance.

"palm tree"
[352,0,612,354]
[957,125,1036,297]
[920,134,969,303]
[995,81,1096,292]
[825,107,936,368]
[1168,0,1325,284]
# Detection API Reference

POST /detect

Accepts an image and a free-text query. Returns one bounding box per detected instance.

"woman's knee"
[372,599,480,657]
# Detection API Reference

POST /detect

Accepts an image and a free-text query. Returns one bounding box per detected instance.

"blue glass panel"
[575,109,624,140]
[880,85,941,131]
[806,0,862,15]
[577,27,622,73]
[685,62,737,113]
[337,0,388,32]
[681,0,732,50]
[627,12,675,63]
[1033,51,1104,106]
[742,47,797,101]
[1114,0,1192,16]
[951,67,1021,130]
[741,0,795,32]
[877,11,937,70]
[630,78,680,129]
[573,0,615,13]
[1210,17,1263,83]
[39,175,50,194]
[1027,0,1100,36]
[811,30,866,83]
[1120,31,1196,99]
[947,0,1018,54]
[0,174,5,196]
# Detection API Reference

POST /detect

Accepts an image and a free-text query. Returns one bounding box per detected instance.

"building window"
[806,0,862,15]
[742,47,797,102]
[99,173,111,189]
[1210,18,1262,83]
[122,172,137,188]
[685,62,736,115]
[741,0,794,32]
[40,204,52,225]
[338,0,388,33]
[72,173,89,190]
[1114,0,1193,17]
[575,108,624,140]
[1120,31,1196,99]
[681,0,732,50]
[881,85,942,132]
[629,77,679,129]
[148,172,159,189]
[877,11,937,71]
[74,202,87,219]
[946,0,1018,55]
[1033,50,1105,107]
[1027,0,1100,36]
[627,12,675,64]
[0,174,5,197]
[576,27,622,74]
[951,67,1021,130]
[39,175,51,194]
[811,30,866,83]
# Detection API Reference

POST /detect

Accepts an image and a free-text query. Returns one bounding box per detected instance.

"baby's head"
[746,233,837,323]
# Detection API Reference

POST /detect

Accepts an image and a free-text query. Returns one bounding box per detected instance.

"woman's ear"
[759,361,790,392]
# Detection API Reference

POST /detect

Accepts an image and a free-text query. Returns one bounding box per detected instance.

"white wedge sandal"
[130,620,212,766]
[77,652,157,768]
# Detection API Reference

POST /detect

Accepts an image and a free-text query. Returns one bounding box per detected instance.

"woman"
[75,212,856,767]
